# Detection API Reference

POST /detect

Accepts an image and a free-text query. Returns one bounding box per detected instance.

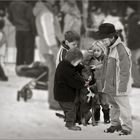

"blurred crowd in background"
[0,1,140,93]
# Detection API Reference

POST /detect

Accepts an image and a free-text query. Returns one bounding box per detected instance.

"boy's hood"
[61,41,70,50]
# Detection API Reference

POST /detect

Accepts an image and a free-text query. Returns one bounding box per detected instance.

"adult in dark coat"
[54,48,85,131]
[126,6,140,87]
[8,0,36,69]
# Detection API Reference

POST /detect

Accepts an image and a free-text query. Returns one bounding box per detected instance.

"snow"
[0,65,140,139]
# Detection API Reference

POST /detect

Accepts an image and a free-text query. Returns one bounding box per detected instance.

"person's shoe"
[132,83,140,88]
[119,129,131,136]
[67,125,81,131]
[104,125,122,133]
[49,105,62,110]
[104,119,110,124]
[0,76,8,81]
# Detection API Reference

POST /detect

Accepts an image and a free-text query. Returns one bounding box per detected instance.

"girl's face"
[93,46,102,58]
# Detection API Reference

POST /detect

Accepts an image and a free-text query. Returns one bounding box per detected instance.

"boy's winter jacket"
[54,60,85,102]
[103,37,132,96]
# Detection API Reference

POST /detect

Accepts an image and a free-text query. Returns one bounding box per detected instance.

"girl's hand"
[96,64,103,69]
[85,81,89,87]
[91,64,103,69]
[90,65,96,69]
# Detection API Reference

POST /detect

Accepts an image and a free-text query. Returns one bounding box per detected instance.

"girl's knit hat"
[91,40,107,55]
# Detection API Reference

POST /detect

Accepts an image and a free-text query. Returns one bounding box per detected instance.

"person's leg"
[24,31,35,65]
[104,94,122,133]
[93,94,101,122]
[43,53,61,110]
[15,31,25,66]
[0,64,8,81]
[107,94,121,126]
[115,96,133,134]
[100,93,110,124]
[131,50,140,87]
[59,101,81,131]
[74,93,81,124]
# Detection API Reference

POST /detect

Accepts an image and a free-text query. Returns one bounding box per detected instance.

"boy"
[55,30,84,123]
[54,48,85,131]
[96,23,133,135]
[56,30,80,66]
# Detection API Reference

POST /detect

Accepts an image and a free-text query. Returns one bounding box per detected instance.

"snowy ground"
[0,64,140,139]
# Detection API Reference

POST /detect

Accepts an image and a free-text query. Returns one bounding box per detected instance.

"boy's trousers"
[107,94,133,132]
[59,101,76,127]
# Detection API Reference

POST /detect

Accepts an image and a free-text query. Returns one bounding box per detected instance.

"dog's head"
[81,66,92,81]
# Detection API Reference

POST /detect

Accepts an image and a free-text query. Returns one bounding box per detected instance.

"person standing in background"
[8,0,36,73]
[61,0,82,35]
[33,0,63,110]
[103,8,126,43]
[0,19,8,81]
[125,5,140,88]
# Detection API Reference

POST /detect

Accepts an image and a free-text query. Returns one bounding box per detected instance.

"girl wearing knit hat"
[88,40,110,124]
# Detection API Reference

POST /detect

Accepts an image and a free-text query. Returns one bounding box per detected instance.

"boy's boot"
[94,107,100,122]
[65,123,81,131]
[119,129,131,136]
[104,125,122,133]
[102,108,110,124]
[67,125,81,131]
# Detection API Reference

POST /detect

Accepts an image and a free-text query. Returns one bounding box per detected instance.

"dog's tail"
[55,112,65,119]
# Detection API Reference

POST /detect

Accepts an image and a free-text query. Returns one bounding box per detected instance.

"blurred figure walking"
[125,6,140,87]
[61,0,82,35]
[8,0,36,72]
[33,0,63,110]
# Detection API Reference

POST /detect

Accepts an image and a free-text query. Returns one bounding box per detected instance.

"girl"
[89,40,110,124]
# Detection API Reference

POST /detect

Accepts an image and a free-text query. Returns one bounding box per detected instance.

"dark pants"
[0,64,7,80]
[59,101,76,127]
[15,31,35,66]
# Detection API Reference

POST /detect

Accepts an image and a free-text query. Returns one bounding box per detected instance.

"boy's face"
[71,59,82,66]
[93,46,102,58]
[66,40,78,49]
[100,38,111,48]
